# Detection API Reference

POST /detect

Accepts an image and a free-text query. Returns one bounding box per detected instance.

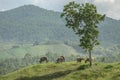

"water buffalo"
[76,57,85,62]
[39,57,48,63]
[56,56,65,63]
[85,57,94,63]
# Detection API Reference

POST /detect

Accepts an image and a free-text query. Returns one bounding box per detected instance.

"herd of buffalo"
[39,56,94,63]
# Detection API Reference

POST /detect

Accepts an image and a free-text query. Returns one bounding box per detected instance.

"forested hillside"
[0,43,79,59]
[0,5,120,46]
[0,5,77,43]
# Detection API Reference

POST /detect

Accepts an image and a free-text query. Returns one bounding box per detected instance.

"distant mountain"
[98,17,120,46]
[0,5,120,46]
[0,5,78,43]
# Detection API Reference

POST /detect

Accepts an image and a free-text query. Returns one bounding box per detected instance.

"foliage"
[0,53,78,75]
[0,43,78,59]
[61,1,105,66]
[61,2,105,51]
[0,56,39,75]
[96,53,120,63]
[0,5,78,43]
[0,5,119,46]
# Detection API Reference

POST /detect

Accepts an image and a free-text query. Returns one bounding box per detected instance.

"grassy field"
[0,61,120,80]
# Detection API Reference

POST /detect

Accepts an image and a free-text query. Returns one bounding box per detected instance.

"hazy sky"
[0,0,120,20]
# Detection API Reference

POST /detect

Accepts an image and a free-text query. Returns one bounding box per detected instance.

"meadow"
[0,61,120,80]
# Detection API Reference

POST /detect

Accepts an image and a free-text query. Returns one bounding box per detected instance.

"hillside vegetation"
[0,43,78,59]
[0,4,120,59]
[0,5,120,46]
[0,5,120,60]
[0,5,77,43]
[0,62,120,80]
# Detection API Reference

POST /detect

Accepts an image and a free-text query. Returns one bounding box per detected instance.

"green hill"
[0,5,120,58]
[0,62,120,80]
[0,5,78,43]
[0,5,120,46]
[0,43,79,59]
[0,4,120,63]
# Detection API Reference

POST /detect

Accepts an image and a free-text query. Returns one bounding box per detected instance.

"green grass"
[0,62,120,80]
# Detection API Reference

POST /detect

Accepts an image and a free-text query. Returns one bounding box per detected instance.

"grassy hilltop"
[0,62,120,80]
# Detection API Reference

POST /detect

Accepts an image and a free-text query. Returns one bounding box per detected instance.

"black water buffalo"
[76,57,85,62]
[39,57,48,63]
[85,57,94,63]
[56,56,65,63]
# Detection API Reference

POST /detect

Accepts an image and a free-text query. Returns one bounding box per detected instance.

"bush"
[77,64,89,70]
[104,65,113,69]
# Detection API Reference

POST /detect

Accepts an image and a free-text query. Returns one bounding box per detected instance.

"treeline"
[0,52,120,75]
[0,54,39,75]
[0,52,77,75]
[96,53,120,63]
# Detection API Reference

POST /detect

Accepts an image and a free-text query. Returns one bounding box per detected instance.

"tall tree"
[61,1,105,66]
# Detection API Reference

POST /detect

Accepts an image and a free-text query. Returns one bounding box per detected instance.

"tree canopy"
[61,1,105,66]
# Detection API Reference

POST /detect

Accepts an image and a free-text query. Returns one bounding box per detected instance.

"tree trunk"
[89,50,92,67]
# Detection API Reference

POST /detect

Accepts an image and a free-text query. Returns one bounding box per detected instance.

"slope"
[0,43,79,59]
[0,5,120,46]
[0,5,78,43]
[0,62,120,80]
